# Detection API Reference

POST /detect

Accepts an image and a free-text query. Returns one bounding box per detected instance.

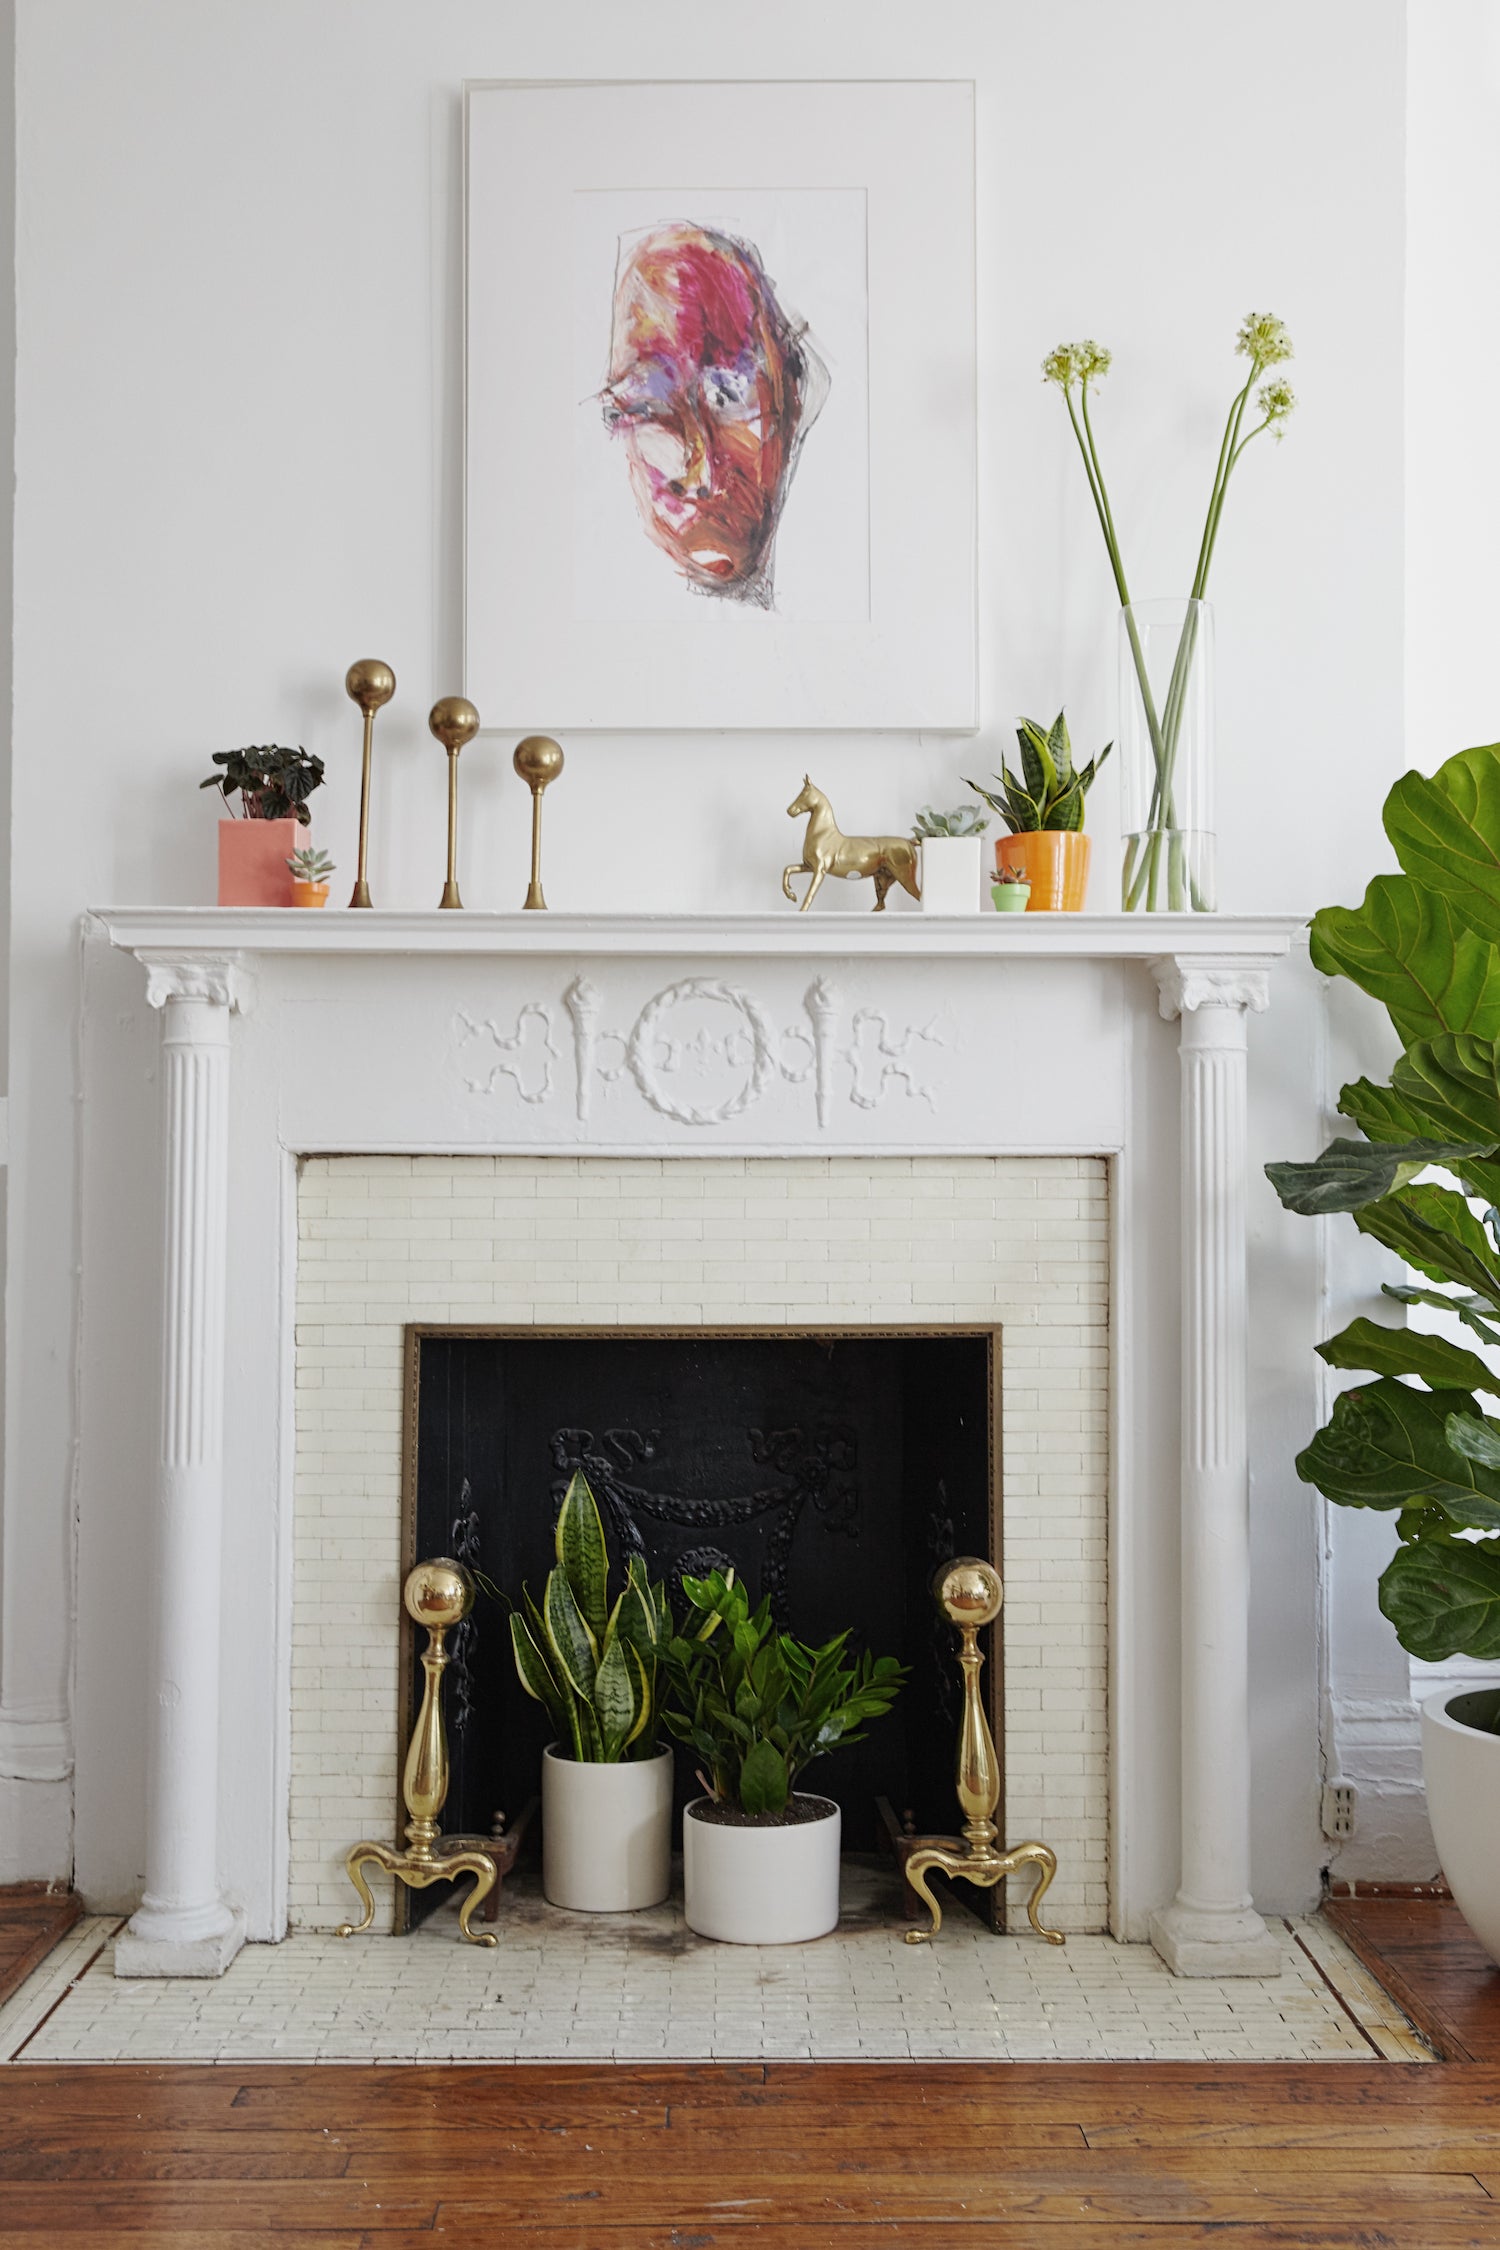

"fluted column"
[115,956,250,1978]
[1148,958,1281,1977]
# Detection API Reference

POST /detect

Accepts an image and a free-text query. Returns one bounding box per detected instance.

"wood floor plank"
[1325,1896,1500,2063]
[0,1884,84,2008]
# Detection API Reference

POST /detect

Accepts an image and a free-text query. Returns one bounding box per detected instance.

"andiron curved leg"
[336,1841,397,1939]
[902,1836,1066,1947]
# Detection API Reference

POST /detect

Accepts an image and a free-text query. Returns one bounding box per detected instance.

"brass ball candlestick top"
[430,694,481,909]
[344,658,396,909]
[512,735,564,910]
[901,1556,1065,1946]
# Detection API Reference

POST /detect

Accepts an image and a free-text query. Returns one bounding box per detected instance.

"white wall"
[4,0,1408,1909]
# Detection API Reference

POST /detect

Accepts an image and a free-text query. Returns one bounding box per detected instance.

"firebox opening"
[402,1325,1000,1924]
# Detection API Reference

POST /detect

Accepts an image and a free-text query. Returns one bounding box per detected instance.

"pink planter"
[218,818,299,907]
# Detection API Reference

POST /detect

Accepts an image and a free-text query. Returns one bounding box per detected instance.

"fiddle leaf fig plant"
[965,711,1110,835]
[662,1568,907,1818]
[509,1472,670,1761]
[1265,741,1500,1665]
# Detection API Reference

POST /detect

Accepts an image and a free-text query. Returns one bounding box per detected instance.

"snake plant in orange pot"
[966,712,1110,911]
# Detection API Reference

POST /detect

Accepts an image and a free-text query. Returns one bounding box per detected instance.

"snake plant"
[965,712,1110,835]
[509,1472,670,1761]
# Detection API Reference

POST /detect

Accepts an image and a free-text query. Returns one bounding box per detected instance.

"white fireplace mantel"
[86,906,1300,1981]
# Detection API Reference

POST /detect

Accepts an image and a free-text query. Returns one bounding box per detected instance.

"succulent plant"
[510,1472,671,1762]
[912,804,990,840]
[201,743,326,824]
[287,846,335,882]
[966,712,1110,835]
[993,863,1032,886]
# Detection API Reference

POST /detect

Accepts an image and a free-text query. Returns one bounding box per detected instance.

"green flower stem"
[1066,381,1168,786]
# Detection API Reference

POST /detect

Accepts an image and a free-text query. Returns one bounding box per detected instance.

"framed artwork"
[464,80,976,732]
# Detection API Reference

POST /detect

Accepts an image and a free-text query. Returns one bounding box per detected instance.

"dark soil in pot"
[688,1793,837,1829]
[1448,1687,1500,1738]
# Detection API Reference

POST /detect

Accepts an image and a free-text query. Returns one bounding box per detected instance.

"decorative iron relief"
[446,1484,483,1741]
[456,976,943,1125]
[548,1422,859,1618]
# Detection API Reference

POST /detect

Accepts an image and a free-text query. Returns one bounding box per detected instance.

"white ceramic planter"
[1421,1685,1500,1966]
[920,835,984,913]
[682,1795,841,1943]
[541,1744,673,1911]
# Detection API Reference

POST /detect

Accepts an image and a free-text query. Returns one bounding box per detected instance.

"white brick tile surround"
[292,1161,1110,1935]
[291,1153,1109,1934]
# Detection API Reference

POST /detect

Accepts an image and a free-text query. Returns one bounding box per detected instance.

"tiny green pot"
[991,884,1031,914]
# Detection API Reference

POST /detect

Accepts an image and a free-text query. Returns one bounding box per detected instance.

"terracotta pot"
[291,882,330,909]
[993,832,1091,912]
[218,817,299,907]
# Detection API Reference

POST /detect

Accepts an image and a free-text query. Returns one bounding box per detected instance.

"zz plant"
[509,1472,670,1761]
[663,1568,907,1818]
[966,712,1110,834]
[1267,741,1500,1664]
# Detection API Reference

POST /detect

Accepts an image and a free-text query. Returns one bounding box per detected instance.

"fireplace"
[84,909,1297,1979]
[404,1326,999,1898]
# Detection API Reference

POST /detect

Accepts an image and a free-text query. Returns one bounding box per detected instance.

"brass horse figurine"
[783,777,922,912]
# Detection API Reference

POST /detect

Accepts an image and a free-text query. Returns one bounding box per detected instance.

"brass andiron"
[902,1557,1064,1946]
[336,1558,500,1946]
[344,658,396,908]
[513,735,564,909]
[431,696,481,908]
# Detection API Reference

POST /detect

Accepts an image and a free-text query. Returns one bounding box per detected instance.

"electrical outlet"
[1321,1781,1357,1840]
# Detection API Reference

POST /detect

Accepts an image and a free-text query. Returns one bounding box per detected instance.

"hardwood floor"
[2,2061,1500,2243]
[1326,1896,1500,2063]
[0,1886,82,2010]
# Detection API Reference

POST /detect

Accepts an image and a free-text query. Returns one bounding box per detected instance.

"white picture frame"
[464,79,977,733]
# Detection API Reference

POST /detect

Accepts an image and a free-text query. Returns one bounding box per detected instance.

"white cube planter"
[1421,1686,1500,1967]
[682,1795,841,1943]
[920,835,984,913]
[541,1744,674,1911]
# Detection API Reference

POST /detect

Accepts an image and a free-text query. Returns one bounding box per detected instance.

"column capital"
[140,952,254,1015]
[1151,954,1274,1021]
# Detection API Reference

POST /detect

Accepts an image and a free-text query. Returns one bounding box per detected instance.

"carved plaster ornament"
[783,777,922,912]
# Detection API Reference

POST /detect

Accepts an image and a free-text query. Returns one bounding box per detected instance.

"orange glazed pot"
[993,831,1092,912]
[218,817,299,906]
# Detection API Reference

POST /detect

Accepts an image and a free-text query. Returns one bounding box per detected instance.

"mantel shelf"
[91,906,1304,966]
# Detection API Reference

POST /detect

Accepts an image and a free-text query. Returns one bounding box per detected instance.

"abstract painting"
[466,80,976,731]
[599,221,828,610]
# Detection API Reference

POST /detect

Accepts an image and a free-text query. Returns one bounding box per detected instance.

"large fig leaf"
[1379,1534,1500,1661]
[1266,1138,1492,1216]
[1338,1076,1435,1146]
[1384,1282,1500,1351]
[1353,1182,1500,1302]
[1295,1380,1500,1513]
[1317,1317,1500,1397]
[1311,878,1500,1042]
[1384,745,1500,945]
[1391,1032,1500,1144]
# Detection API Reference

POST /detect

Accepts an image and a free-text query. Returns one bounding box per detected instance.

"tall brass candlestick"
[512,735,564,910]
[344,658,396,909]
[902,1557,1064,1946]
[430,695,480,909]
[335,1558,499,1946]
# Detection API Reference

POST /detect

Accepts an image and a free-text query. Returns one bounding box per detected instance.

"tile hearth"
[0,1873,1428,2066]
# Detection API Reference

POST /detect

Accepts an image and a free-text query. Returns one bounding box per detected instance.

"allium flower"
[1236,312,1293,369]
[1042,340,1112,390]
[1258,377,1296,438]
[1042,344,1079,387]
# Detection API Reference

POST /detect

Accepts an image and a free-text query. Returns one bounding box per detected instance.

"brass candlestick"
[344,658,396,908]
[512,735,563,910]
[336,1558,500,1946]
[430,696,480,909]
[902,1557,1064,1946]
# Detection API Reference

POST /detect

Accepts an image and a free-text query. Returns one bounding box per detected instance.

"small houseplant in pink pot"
[202,743,326,906]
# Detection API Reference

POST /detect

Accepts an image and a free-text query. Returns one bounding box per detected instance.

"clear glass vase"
[1118,598,1216,912]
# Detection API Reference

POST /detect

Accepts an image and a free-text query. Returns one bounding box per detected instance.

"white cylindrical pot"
[542,1744,673,1911]
[1421,1685,1500,1967]
[920,835,984,913]
[682,1795,841,1943]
